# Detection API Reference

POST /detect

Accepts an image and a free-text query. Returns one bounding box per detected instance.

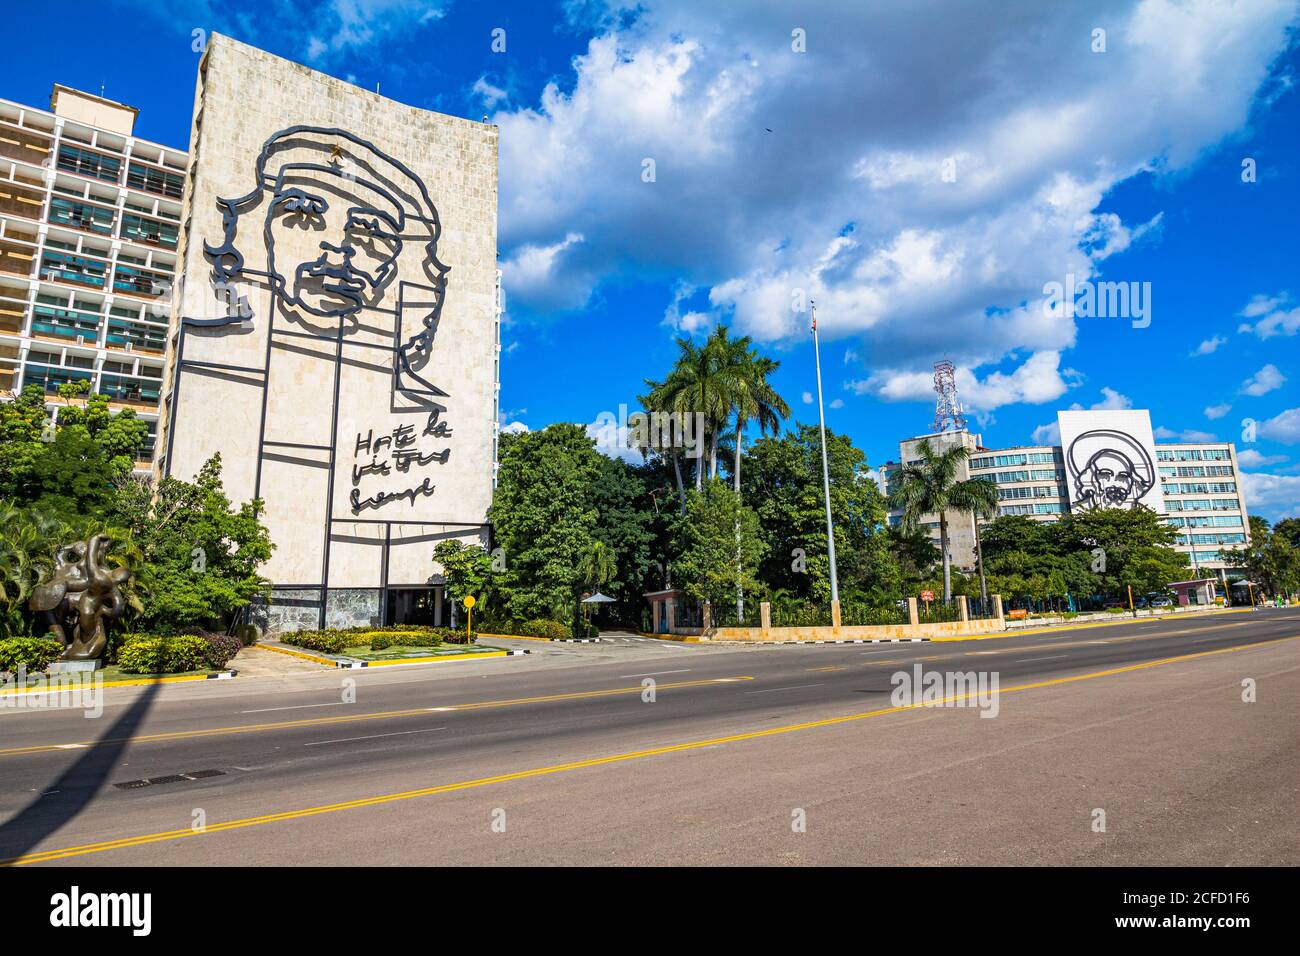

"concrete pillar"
[666,598,676,631]
[992,594,1004,626]
[651,600,659,634]
[831,600,841,634]
[702,602,713,630]
[760,601,771,637]
[957,594,969,622]
[907,597,919,627]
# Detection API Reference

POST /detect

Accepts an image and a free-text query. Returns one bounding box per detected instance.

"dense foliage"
[1224,516,1300,600]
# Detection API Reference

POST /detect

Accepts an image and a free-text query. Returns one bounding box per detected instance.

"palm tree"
[970,496,999,611]
[577,539,617,589]
[887,439,999,602]
[660,334,731,489]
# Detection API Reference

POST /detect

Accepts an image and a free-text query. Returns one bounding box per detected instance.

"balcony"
[0,240,35,278]
[0,125,52,167]
[0,181,45,224]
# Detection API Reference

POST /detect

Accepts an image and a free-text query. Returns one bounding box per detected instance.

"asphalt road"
[0,607,1295,865]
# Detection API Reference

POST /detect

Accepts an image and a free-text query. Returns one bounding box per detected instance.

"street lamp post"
[811,302,840,605]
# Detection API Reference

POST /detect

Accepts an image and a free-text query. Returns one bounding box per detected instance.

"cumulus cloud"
[1240,363,1286,397]
[1154,425,1219,442]
[492,0,1297,396]
[1237,448,1287,468]
[499,232,590,312]
[851,350,1080,413]
[501,421,530,434]
[1257,407,1300,444]
[1204,403,1232,420]
[1237,292,1300,339]
[1070,386,1133,411]
[1239,472,1300,521]
[1191,335,1226,356]
[1031,420,1061,446]
[472,75,510,109]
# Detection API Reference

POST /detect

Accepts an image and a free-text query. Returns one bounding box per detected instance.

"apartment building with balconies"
[0,85,186,467]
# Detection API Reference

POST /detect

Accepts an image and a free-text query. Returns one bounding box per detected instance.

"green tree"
[744,424,897,606]
[673,479,765,615]
[888,438,998,602]
[433,539,496,614]
[1057,507,1187,599]
[109,455,273,630]
[0,382,147,519]
[489,424,604,623]
[1224,516,1300,600]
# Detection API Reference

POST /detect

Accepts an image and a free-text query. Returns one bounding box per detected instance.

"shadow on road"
[0,682,160,861]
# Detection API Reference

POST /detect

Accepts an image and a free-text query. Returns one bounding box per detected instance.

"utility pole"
[811,302,839,604]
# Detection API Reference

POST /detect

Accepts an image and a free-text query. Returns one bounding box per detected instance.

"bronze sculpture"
[29,535,131,661]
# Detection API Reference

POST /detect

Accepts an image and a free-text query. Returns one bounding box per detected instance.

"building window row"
[997,484,1063,500]
[1167,515,1243,528]
[1163,481,1237,494]
[1165,497,1240,512]
[1157,448,1230,462]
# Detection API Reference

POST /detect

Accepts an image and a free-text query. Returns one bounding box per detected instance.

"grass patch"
[95,664,225,683]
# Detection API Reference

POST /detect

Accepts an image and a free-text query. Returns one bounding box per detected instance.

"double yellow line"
[5,636,1292,866]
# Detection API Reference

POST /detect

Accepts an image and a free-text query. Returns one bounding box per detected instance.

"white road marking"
[54,743,88,750]
[241,702,347,714]
[305,727,445,747]
[743,683,826,695]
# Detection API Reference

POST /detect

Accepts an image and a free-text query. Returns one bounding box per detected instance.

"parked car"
[1147,594,1173,608]
[1102,598,1127,609]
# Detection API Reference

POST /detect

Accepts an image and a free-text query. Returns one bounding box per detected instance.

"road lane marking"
[242,702,349,714]
[305,728,445,747]
[1015,655,1068,663]
[743,683,826,695]
[617,669,692,678]
[0,676,755,758]
[8,635,1294,867]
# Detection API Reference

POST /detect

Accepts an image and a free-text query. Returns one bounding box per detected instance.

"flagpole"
[811,301,840,604]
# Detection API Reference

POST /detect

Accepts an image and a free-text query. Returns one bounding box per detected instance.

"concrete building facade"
[154,35,500,632]
[885,408,1250,577]
[1,86,185,465]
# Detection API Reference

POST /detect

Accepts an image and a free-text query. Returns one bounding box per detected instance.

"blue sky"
[3,0,1297,519]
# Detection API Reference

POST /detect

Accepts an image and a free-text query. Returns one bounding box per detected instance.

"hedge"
[117,635,211,674]
[483,619,571,641]
[279,630,350,654]
[0,637,64,675]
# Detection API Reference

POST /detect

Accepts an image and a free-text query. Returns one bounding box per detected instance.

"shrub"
[234,623,260,646]
[203,633,243,669]
[117,635,210,674]
[278,630,349,654]
[0,637,63,676]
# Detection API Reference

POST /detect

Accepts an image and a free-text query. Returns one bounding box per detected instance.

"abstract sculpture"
[29,535,131,661]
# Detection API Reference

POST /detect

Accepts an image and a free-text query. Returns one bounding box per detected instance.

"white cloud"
[1237,448,1286,468]
[1031,420,1061,446]
[801,391,813,404]
[829,398,844,409]
[501,421,529,434]
[1070,386,1132,411]
[853,350,1080,413]
[1237,292,1300,339]
[472,75,509,109]
[493,0,1296,393]
[499,232,589,312]
[305,0,449,65]
[1191,335,1226,356]
[1240,363,1286,397]
[1239,472,1300,520]
[662,281,713,334]
[1154,425,1219,442]
[1258,407,1300,444]
[1204,403,1232,420]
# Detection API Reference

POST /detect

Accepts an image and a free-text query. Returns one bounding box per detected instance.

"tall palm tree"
[577,539,617,589]
[717,335,789,494]
[651,337,730,491]
[638,377,689,515]
[971,496,999,610]
[887,439,999,602]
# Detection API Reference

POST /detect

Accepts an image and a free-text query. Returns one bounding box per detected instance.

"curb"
[477,632,602,644]
[334,649,530,669]
[251,643,337,667]
[715,637,929,645]
[934,606,1255,642]
[636,632,701,643]
[0,670,237,697]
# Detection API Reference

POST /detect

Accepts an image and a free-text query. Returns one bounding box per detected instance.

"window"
[48,197,114,235]
[126,162,183,199]
[57,145,120,183]
[121,213,178,248]
[40,250,107,288]
[31,305,99,343]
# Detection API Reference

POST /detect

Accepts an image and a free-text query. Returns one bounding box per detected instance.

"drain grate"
[113,769,227,791]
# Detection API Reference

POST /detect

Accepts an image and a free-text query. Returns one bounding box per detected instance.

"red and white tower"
[932,359,967,433]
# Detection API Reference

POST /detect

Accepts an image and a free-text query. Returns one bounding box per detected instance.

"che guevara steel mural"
[189,125,455,515]
[1066,429,1157,512]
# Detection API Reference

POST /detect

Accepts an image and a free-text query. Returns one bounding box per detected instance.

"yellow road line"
[0,676,754,758]
[5,636,1293,866]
